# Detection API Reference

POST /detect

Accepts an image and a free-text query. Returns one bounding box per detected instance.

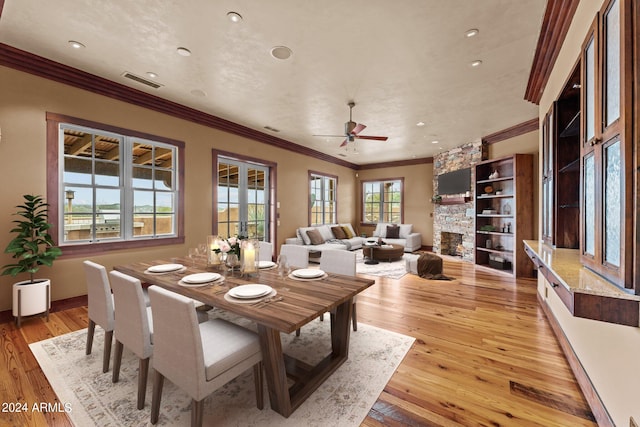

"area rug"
[30,314,414,427]
[354,249,408,279]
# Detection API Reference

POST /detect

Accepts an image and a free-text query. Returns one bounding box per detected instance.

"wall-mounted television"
[437,168,471,195]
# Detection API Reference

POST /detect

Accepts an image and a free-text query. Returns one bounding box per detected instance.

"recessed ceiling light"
[227,11,243,22]
[416,121,425,127]
[465,29,479,38]
[471,60,483,67]
[270,46,293,60]
[68,40,85,49]
[431,140,439,144]
[146,72,158,79]
[177,47,192,57]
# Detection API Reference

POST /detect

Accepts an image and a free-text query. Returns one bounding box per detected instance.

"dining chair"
[279,244,309,269]
[148,285,263,426]
[83,260,115,373]
[258,241,273,262]
[109,270,154,410]
[319,249,358,331]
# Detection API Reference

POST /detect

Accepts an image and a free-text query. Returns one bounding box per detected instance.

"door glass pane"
[604,140,621,266]
[605,0,620,126]
[584,155,595,255]
[585,37,595,141]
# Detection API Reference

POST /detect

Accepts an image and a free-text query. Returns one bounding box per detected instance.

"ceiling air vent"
[121,72,163,89]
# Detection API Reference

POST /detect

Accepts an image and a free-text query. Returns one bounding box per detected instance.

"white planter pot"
[12,279,51,324]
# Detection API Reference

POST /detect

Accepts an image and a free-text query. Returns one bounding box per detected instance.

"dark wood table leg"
[331,299,352,358]
[257,324,292,417]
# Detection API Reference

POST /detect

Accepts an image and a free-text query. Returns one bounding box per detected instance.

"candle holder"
[207,235,222,268]
[241,239,259,277]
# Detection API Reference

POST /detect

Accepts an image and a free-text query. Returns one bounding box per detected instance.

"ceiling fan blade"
[339,138,349,147]
[355,135,388,141]
[313,134,345,138]
[351,123,366,135]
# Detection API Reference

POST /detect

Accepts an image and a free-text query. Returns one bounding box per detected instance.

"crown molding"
[525,0,580,104]
[482,118,539,145]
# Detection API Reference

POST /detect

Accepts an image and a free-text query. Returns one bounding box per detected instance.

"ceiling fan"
[314,101,389,147]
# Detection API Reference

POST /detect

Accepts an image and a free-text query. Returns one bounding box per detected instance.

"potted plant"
[2,194,62,326]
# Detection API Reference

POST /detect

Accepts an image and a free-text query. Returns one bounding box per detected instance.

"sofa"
[285,223,422,253]
[285,223,364,252]
[370,223,422,252]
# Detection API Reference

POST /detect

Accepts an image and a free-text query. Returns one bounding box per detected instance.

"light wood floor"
[0,256,596,426]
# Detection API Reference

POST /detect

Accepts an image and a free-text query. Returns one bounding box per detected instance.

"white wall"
[537,0,640,424]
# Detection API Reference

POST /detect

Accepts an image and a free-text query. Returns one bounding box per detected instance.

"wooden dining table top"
[113,257,375,334]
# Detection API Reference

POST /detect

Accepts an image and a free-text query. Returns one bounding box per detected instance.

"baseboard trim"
[537,293,613,426]
[0,295,87,324]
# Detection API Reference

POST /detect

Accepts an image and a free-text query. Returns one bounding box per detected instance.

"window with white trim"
[309,172,337,226]
[59,123,179,245]
[362,179,403,223]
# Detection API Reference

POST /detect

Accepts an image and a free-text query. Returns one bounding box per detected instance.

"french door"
[216,157,269,241]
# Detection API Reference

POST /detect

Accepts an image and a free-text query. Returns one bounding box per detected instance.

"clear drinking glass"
[277,254,289,279]
[188,248,198,266]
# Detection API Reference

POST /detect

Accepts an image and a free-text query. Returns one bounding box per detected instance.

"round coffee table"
[362,244,404,264]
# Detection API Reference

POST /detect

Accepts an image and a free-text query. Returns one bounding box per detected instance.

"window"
[361,179,403,224]
[46,113,184,255]
[309,172,337,226]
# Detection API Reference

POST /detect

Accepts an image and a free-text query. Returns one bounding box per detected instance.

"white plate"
[182,272,221,284]
[292,268,325,279]
[147,263,184,273]
[178,278,222,288]
[229,284,273,299]
[258,261,276,269]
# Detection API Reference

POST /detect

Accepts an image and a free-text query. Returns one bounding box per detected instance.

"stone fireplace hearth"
[432,141,486,263]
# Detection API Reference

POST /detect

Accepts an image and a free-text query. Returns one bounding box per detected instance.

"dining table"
[113,256,375,418]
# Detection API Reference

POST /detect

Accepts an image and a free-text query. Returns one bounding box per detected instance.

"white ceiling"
[0,0,544,165]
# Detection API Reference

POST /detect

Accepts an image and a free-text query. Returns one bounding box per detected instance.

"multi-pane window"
[59,123,179,245]
[309,172,337,226]
[362,179,402,223]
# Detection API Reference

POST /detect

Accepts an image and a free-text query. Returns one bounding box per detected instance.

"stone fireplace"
[432,141,486,262]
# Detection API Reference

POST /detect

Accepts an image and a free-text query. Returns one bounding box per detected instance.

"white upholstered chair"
[279,244,309,269]
[148,285,263,426]
[319,249,358,331]
[83,260,115,373]
[109,270,154,410]
[258,241,273,262]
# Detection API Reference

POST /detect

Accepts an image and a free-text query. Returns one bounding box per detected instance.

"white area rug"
[30,313,414,426]
[354,249,409,279]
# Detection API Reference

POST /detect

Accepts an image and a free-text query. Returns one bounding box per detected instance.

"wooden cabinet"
[579,0,633,289]
[474,154,534,277]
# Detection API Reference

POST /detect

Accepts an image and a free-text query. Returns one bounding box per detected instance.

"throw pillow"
[386,225,400,239]
[342,226,354,239]
[306,229,325,245]
[331,226,347,239]
[399,224,413,238]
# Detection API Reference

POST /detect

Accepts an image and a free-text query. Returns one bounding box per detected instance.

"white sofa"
[285,223,422,253]
[370,223,422,252]
[285,223,364,252]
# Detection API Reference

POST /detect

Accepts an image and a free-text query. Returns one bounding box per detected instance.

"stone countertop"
[523,240,639,302]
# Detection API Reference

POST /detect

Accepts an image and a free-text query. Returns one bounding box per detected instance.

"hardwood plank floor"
[0,257,595,426]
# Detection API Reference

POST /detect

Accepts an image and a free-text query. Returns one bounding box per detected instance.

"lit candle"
[207,235,221,265]
[242,241,257,273]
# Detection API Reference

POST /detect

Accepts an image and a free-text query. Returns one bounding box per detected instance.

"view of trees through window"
[362,179,402,223]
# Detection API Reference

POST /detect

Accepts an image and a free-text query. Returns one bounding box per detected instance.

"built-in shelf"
[475,154,534,277]
[558,158,580,173]
[559,111,580,137]
[476,176,513,185]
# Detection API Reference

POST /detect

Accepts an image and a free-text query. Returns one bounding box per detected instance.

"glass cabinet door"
[603,139,621,267]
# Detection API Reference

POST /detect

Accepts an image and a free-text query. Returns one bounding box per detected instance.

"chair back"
[83,260,115,330]
[148,285,205,396]
[258,241,273,262]
[279,244,309,269]
[109,271,153,359]
[320,249,356,276]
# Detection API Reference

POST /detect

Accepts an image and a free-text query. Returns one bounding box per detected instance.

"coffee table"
[363,243,404,264]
